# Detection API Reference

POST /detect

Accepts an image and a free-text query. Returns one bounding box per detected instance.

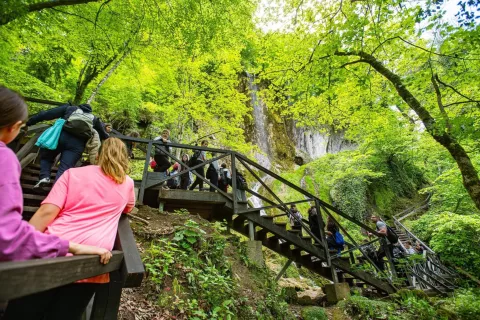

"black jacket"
[27,104,109,141]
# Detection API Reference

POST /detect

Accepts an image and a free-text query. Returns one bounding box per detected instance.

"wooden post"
[90,271,123,320]
[231,153,237,214]
[138,141,152,205]
[248,221,255,241]
[275,260,293,281]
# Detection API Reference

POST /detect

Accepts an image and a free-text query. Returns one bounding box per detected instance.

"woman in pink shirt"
[23,137,135,319]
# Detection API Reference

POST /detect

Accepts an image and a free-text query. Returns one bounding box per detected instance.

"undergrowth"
[143,217,294,319]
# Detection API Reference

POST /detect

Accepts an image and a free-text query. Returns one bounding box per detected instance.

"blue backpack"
[334,231,345,250]
[35,119,65,150]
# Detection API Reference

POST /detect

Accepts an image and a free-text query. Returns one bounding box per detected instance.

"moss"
[301,306,328,320]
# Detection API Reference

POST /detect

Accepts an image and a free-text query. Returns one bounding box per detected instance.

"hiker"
[19,138,135,320]
[231,169,247,201]
[326,217,344,254]
[104,123,113,133]
[0,86,110,262]
[405,241,416,255]
[26,103,109,187]
[166,163,181,189]
[369,215,398,271]
[218,163,231,192]
[125,131,140,159]
[308,206,322,242]
[84,129,100,165]
[153,129,172,174]
[289,204,303,232]
[415,242,424,254]
[206,152,220,192]
[179,154,191,190]
[189,140,208,191]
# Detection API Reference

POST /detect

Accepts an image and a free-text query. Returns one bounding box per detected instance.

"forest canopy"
[1,0,480,212]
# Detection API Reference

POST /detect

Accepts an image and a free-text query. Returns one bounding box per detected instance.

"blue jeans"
[39,130,86,181]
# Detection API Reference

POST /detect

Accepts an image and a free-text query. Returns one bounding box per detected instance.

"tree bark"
[1,0,100,26]
[335,50,480,211]
[86,49,130,104]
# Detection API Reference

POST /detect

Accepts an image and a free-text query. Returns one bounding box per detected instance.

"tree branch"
[431,74,451,132]
[1,0,101,25]
[435,74,479,103]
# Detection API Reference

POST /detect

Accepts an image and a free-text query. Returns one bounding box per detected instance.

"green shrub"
[449,289,480,320]
[411,213,480,276]
[301,306,328,320]
[338,295,396,319]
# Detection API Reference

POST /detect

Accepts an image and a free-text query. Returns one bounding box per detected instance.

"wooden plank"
[19,153,37,170]
[16,132,42,161]
[114,215,144,288]
[0,251,123,301]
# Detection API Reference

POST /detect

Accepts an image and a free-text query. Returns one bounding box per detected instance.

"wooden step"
[288,229,301,236]
[256,228,270,241]
[22,167,56,177]
[274,222,287,229]
[301,236,312,244]
[21,184,51,195]
[23,194,46,201]
[28,164,59,172]
[23,206,39,213]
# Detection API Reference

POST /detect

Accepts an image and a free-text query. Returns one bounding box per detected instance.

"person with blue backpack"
[26,103,109,187]
[326,217,344,255]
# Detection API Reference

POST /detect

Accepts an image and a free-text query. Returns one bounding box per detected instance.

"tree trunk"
[335,50,480,211]
[1,0,99,26]
[87,49,130,104]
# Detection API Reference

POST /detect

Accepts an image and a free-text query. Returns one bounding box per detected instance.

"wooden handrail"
[0,251,123,301]
[114,215,144,287]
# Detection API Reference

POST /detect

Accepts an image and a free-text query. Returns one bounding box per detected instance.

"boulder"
[296,288,325,306]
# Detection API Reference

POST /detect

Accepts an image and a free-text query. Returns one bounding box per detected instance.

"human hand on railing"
[69,243,113,264]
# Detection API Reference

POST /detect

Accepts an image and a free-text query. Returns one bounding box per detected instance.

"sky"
[255,0,462,34]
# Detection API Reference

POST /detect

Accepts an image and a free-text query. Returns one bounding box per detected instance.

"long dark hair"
[0,86,28,128]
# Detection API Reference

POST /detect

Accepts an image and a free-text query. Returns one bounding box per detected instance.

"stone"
[245,240,265,267]
[323,283,350,302]
[296,289,326,305]
[278,277,310,291]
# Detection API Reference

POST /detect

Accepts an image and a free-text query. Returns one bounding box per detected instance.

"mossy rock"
[301,306,328,320]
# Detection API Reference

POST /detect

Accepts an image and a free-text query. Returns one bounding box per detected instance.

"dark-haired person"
[179,154,191,190]
[26,103,109,187]
[104,123,113,133]
[218,163,231,192]
[0,86,111,263]
[189,140,208,191]
[153,129,172,173]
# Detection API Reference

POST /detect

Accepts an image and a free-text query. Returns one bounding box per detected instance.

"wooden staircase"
[391,221,458,295]
[230,211,396,294]
[20,163,55,221]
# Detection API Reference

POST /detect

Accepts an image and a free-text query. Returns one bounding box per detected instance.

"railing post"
[90,271,123,320]
[138,141,152,205]
[231,153,237,214]
[382,239,398,279]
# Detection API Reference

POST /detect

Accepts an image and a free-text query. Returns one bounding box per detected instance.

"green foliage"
[338,295,397,319]
[301,306,328,320]
[340,292,457,320]
[144,219,233,319]
[445,289,480,320]
[411,213,480,276]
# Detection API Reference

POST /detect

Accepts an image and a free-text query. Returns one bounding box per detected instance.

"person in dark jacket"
[308,206,322,243]
[26,104,109,187]
[153,129,172,173]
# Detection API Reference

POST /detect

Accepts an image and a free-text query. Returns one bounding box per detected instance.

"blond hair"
[97,137,129,184]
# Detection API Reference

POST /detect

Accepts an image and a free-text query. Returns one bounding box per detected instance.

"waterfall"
[246,72,272,169]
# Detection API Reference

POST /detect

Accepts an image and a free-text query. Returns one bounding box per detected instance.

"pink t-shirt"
[42,165,135,283]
